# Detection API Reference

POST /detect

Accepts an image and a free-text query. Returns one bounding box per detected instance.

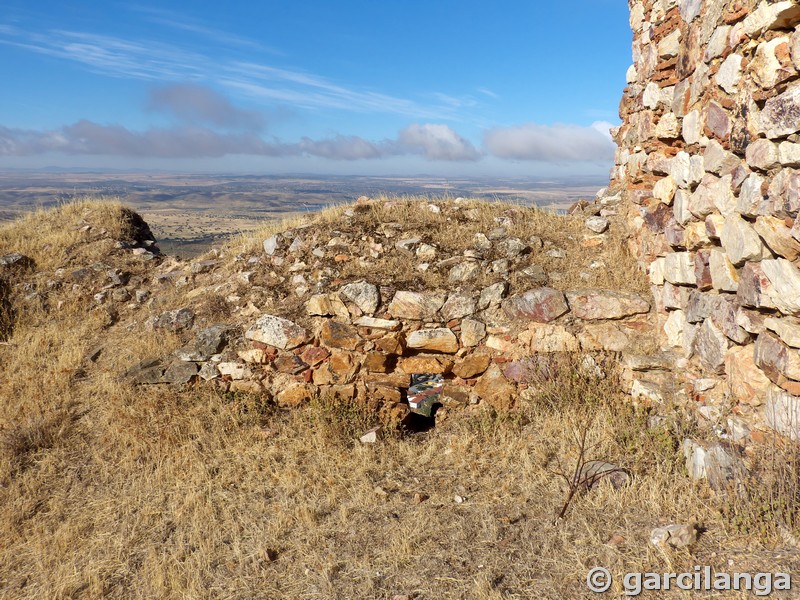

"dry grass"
[1,199,795,599]
[0,198,142,272]
[227,196,647,296]
[0,351,727,599]
[722,434,800,541]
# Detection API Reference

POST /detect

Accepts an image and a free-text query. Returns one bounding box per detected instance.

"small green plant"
[222,390,273,425]
[722,434,800,542]
[613,408,683,473]
[202,293,230,320]
[464,406,527,438]
[307,392,378,442]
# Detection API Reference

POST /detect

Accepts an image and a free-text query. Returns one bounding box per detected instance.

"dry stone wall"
[6,198,673,442]
[612,0,800,435]
[123,199,658,432]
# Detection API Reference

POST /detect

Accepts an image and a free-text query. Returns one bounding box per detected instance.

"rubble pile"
[113,198,660,429]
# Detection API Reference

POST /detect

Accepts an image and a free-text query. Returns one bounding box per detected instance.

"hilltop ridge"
[1,195,663,426]
[1,196,797,598]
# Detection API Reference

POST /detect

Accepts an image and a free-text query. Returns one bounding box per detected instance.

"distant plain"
[0,171,605,256]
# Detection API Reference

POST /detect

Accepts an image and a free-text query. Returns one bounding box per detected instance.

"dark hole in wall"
[404,403,441,433]
[402,372,446,433]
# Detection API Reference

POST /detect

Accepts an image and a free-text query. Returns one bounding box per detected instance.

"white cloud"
[0,121,482,162]
[298,135,381,160]
[590,120,615,143]
[0,121,284,157]
[394,124,481,161]
[484,122,615,162]
[148,84,265,130]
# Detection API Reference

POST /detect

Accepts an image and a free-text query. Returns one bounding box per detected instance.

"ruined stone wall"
[612,0,800,434]
[127,200,657,437]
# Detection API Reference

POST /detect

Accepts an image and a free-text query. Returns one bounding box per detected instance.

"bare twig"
[551,414,629,523]
[554,420,592,522]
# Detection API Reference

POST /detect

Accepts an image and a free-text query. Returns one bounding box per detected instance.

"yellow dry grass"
[0,352,727,599]
[0,199,796,599]
[227,195,647,296]
[0,198,139,272]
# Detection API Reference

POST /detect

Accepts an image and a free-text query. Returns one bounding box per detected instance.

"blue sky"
[0,1,631,176]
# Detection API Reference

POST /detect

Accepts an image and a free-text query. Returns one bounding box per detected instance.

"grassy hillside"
[0,198,796,598]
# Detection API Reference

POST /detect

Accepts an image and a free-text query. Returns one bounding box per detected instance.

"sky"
[0,1,632,177]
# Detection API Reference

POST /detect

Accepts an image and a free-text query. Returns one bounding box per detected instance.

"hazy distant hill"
[0,172,606,256]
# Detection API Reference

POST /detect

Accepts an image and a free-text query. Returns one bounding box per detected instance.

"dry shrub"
[0,403,79,480]
[0,276,13,340]
[200,292,230,321]
[306,392,381,444]
[518,353,685,493]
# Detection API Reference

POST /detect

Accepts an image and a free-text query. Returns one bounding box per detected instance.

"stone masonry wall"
[123,200,657,436]
[612,0,800,436]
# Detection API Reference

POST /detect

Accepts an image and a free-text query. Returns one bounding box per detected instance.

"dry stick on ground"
[551,416,610,523]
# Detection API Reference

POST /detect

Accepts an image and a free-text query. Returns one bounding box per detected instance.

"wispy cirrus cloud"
[0,28,206,80]
[432,92,479,110]
[126,5,279,53]
[221,64,459,120]
[0,22,472,121]
[477,87,499,100]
